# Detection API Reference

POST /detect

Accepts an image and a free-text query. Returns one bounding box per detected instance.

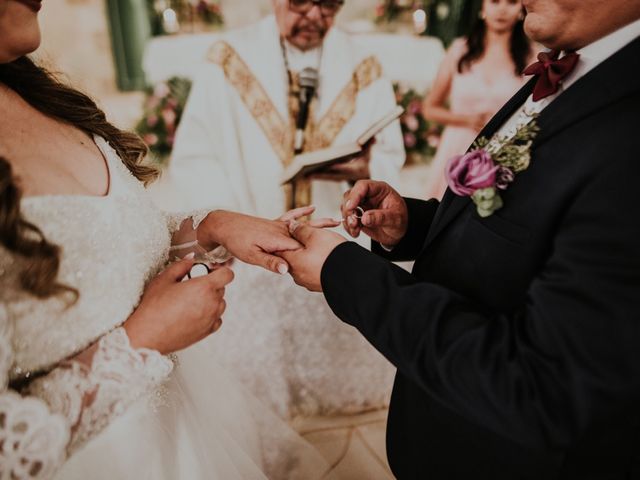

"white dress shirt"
[494,17,640,142]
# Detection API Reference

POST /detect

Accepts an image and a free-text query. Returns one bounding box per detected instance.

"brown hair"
[0,56,158,301]
[458,12,531,76]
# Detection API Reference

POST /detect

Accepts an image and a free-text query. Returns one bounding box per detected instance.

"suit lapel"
[534,36,640,147]
[424,78,537,247]
[423,36,640,250]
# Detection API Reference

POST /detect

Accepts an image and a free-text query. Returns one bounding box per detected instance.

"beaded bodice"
[0,137,171,379]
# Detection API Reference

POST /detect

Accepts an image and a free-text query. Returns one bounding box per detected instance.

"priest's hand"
[341,180,408,247]
[308,139,374,183]
[278,221,347,292]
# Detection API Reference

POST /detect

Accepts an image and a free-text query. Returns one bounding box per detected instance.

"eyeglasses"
[289,0,345,17]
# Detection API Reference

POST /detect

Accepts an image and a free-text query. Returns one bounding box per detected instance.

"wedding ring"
[188,263,211,279]
[341,206,365,225]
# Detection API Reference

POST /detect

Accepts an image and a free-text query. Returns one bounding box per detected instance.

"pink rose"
[445,149,498,196]
[143,133,159,146]
[146,114,158,128]
[404,114,419,132]
[153,82,171,98]
[404,132,417,148]
[427,133,440,148]
[161,108,177,129]
[408,99,422,115]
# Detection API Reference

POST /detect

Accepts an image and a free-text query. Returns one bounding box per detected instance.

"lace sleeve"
[1,306,69,480]
[26,328,173,456]
[166,210,232,264]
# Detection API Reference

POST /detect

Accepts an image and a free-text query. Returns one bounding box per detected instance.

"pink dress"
[426,39,527,199]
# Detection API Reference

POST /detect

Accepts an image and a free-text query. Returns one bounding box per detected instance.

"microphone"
[294,67,318,154]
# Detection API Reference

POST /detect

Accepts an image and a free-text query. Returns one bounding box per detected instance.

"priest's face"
[0,0,42,63]
[523,0,640,51]
[273,0,339,51]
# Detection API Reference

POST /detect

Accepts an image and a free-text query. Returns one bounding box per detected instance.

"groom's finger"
[342,180,371,215]
[361,209,402,228]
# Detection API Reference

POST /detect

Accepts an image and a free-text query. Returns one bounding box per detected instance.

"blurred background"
[34,0,485,199]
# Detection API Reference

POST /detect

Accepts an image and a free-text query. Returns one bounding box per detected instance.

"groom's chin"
[523,14,549,45]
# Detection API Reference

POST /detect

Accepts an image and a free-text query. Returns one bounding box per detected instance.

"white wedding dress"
[0,137,331,479]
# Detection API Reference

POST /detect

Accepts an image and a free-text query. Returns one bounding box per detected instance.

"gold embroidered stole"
[208,41,383,210]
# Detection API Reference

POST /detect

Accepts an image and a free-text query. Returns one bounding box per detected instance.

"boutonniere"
[445,119,540,217]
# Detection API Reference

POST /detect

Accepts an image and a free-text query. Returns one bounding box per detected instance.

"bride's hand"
[124,255,234,355]
[278,205,341,229]
[199,210,304,275]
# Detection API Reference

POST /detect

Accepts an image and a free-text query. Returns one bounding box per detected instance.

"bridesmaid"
[422,0,534,199]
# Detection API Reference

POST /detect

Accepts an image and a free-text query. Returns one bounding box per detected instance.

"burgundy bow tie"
[523,50,580,102]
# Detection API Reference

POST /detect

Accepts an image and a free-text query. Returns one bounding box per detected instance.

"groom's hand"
[342,180,408,247]
[278,221,347,292]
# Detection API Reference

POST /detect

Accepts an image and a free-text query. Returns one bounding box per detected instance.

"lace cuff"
[27,328,173,455]
[0,392,69,480]
[167,210,232,265]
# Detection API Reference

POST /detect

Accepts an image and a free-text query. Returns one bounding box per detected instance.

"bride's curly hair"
[0,56,159,301]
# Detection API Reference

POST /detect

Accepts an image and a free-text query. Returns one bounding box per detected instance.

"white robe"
[168,15,404,418]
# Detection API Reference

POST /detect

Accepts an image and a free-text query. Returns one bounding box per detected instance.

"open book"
[280,105,404,184]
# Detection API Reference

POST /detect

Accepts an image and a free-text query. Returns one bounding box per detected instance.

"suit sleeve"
[321,155,640,450]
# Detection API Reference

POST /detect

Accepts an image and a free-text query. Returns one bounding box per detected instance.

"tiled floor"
[292,409,395,479]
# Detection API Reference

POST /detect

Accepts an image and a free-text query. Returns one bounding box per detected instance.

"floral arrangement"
[393,83,440,164]
[150,0,224,35]
[136,77,193,163]
[374,0,430,24]
[445,119,540,217]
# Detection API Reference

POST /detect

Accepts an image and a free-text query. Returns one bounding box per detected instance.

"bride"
[0,2,334,478]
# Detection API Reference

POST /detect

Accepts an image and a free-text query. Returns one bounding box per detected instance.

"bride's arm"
[1,311,172,479]
[1,306,172,477]
[25,327,173,456]
[0,308,69,480]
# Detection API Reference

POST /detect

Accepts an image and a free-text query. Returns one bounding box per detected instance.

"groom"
[279,0,640,478]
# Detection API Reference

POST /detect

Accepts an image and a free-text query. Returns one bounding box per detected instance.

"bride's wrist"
[123,313,154,352]
[196,210,229,250]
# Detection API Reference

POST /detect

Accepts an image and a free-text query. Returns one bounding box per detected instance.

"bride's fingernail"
[278,264,289,275]
[185,252,196,259]
[345,200,354,209]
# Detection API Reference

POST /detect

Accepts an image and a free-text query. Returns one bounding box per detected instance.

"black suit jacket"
[321,36,640,479]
